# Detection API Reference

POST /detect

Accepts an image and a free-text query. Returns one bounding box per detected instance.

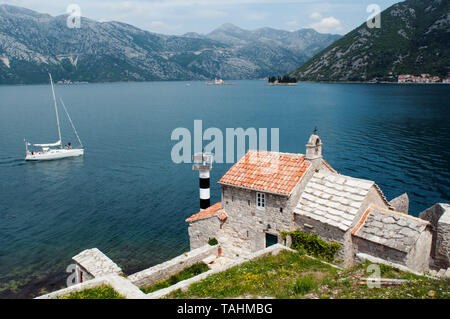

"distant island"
[268,76,297,86]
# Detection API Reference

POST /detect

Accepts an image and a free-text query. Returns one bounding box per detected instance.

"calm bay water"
[0,80,449,298]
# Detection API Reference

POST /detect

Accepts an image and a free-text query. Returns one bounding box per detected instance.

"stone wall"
[188,217,222,250]
[352,237,407,265]
[419,203,450,269]
[436,219,450,269]
[389,193,409,214]
[293,213,347,262]
[219,185,290,257]
[128,244,218,288]
[360,186,390,213]
[36,274,145,299]
[406,228,432,272]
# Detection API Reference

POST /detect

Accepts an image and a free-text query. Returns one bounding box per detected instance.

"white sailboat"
[25,74,84,161]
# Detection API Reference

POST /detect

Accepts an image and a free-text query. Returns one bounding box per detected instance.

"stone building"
[72,248,123,284]
[419,203,450,270]
[186,134,439,272]
[293,172,392,266]
[352,205,431,271]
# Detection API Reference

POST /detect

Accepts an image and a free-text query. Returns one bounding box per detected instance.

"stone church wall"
[188,217,222,250]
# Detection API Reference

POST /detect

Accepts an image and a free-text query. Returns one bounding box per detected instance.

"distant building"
[398,74,443,84]
[185,134,443,272]
[398,74,412,83]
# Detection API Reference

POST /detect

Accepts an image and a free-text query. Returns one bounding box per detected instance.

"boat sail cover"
[33,140,61,147]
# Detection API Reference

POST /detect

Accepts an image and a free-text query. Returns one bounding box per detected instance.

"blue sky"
[2,0,402,35]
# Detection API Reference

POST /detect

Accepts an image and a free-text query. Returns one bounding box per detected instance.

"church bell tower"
[305,128,323,168]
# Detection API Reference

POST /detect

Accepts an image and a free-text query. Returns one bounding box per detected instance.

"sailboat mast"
[60,98,83,148]
[49,73,62,149]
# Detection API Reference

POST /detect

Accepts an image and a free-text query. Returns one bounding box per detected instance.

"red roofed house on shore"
[186,134,436,272]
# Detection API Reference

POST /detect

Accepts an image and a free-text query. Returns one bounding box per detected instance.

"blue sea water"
[0,80,449,298]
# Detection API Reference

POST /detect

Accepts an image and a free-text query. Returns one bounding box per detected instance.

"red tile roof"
[185,202,227,223]
[219,150,311,195]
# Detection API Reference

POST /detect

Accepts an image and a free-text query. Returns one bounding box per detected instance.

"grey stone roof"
[72,248,122,278]
[294,172,374,231]
[352,206,429,253]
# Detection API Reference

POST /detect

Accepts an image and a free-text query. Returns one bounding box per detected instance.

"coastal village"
[37,134,450,299]
[398,74,450,84]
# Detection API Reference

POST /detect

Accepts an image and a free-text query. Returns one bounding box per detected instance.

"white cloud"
[309,16,342,33]
[309,12,322,20]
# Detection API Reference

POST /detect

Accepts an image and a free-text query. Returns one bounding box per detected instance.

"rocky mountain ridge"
[0,5,340,84]
[290,0,450,82]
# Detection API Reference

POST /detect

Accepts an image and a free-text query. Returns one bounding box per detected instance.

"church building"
[186,134,434,272]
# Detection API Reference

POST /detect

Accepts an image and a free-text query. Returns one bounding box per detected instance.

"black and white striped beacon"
[192,150,213,210]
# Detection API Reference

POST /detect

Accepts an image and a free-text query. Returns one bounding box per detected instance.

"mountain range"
[0,5,340,84]
[290,0,450,82]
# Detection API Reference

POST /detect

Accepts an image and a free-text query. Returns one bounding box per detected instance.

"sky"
[1,0,403,35]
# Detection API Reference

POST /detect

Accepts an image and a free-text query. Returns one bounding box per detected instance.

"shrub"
[208,238,218,246]
[293,274,316,295]
[282,230,341,262]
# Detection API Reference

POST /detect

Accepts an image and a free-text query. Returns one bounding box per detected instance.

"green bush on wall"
[208,238,218,246]
[281,230,341,262]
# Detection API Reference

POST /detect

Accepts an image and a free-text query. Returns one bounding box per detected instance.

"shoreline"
[297,80,450,85]
[1,78,449,86]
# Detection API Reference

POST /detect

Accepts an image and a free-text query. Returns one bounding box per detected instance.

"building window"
[256,192,265,210]
[280,207,283,213]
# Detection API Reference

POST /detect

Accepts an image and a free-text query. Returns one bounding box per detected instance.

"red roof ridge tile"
[352,207,371,235]
[185,202,228,223]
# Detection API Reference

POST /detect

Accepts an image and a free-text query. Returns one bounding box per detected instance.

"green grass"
[58,285,125,299]
[166,251,450,299]
[141,263,210,294]
[168,250,337,299]
[293,274,317,295]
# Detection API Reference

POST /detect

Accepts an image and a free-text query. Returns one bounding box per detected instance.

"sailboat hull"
[25,148,84,161]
